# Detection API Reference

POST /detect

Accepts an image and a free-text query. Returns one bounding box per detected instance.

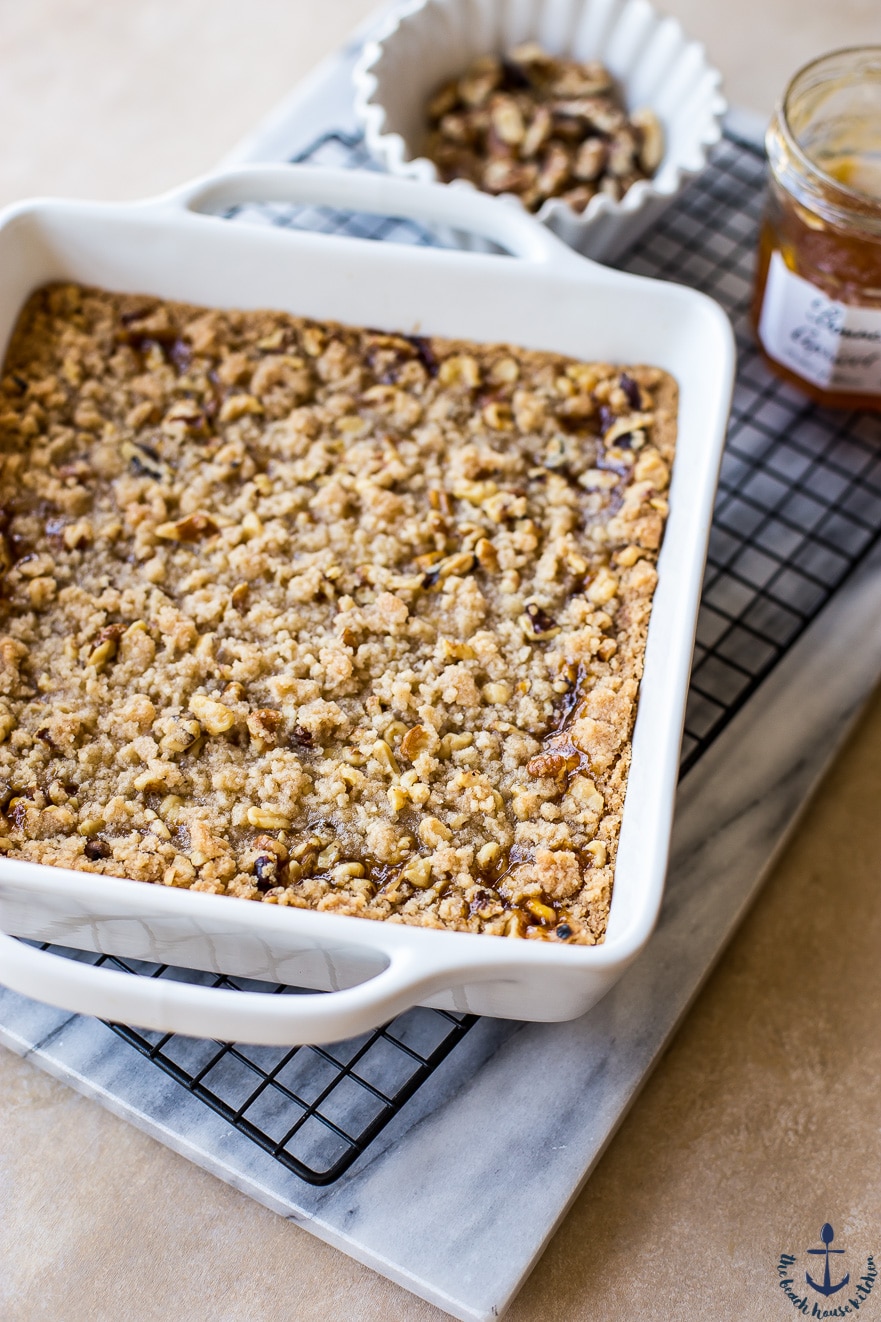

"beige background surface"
[2,3,881,1319]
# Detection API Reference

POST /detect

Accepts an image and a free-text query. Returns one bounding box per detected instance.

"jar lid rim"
[778,46,881,214]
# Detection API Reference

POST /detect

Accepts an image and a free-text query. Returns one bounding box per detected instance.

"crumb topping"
[0,283,676,943]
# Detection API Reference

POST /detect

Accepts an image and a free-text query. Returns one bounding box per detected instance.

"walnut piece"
[425,46,664,215]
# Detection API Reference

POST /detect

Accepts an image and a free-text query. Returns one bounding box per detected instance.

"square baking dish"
[0,166,734,1043]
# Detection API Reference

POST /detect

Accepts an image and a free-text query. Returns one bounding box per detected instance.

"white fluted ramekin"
[354,0,726,261]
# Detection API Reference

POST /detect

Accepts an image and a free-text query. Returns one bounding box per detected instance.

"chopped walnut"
[424,46,664,215]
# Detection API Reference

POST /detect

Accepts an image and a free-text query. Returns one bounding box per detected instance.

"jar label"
[758,249,881,394]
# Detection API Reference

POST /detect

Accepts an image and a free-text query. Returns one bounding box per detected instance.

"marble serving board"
[3,25,881,1322]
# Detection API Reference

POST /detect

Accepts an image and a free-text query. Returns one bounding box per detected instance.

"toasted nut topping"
[253,833,288,860]
[419,815,452,847]
[586,840,608,867]
[422,551,477,587]
[133,762,178,792]
[603,411,654,447]
[615,545,643,567]
[521,602,560,640]
[477,841,501,868]
[425,46,660,215]
[415,550,444,572]
[482,400,514,431]
[246,708,281,747]
[163,856,196,888]
[86,638,117,671]
[632,107,664,173]
[634,450,670,489]
[387,785,409,813]
[400,724,430,761]
[521,106,552,158]
[247,806,291,831]
[317,841,341,869]
[438,354,480,389]
[459,55,502,108]
[155,512,220,543]
[372,738,400,777]
[506,911,527,938]
[491,94,525,145]
[474,537,499,572]
[578,469,619,491]
[427,79,460,120]
[402,856,433,888]
[587,567,618,606]
[483,491,527,523]
[159,719,202,754]
[442,551,478,579]
[188,694,235,734]
[527,748,580,778]
[219,393,264,423]
[331,862,366,883]
[488,356,520,385]
[78,817,106,838]
[122,440,169,481]
[442,639,477,661]
[573,137,607,182]
[543,436,569,469]
[441,732,474,756]
[526,898,557,925]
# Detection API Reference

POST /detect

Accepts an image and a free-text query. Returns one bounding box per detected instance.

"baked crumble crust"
[0,283,676,944]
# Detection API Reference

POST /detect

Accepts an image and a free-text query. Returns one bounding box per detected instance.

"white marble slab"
[3,29,881,1322]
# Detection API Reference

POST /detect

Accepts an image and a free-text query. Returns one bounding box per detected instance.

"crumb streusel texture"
[0,283,676,944]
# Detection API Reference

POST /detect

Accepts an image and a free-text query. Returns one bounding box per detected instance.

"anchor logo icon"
[806,1223,850,1297]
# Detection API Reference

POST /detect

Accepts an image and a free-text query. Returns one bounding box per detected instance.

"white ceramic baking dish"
[0,165,734,1044]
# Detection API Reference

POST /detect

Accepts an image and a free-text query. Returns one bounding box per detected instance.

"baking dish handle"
[0,928,468,1046]
[148,164,588,273]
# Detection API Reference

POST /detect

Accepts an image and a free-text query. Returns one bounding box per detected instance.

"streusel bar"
[0,283,676,944]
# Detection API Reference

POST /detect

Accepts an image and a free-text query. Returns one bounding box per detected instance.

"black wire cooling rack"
[41,126,881,1187]
[96,951,473,1185]
[628,137,881,771]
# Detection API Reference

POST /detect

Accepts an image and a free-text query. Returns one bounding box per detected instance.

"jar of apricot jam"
[753,47,881,410]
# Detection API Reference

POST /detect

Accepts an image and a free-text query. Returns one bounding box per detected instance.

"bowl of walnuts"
[354,0,726,261]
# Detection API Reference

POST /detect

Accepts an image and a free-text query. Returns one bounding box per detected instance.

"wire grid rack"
[36,941,475,1186]
[627,136,881,771]
[40,126,881,1187]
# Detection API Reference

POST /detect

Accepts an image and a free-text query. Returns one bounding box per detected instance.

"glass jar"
[752,47,881,411]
